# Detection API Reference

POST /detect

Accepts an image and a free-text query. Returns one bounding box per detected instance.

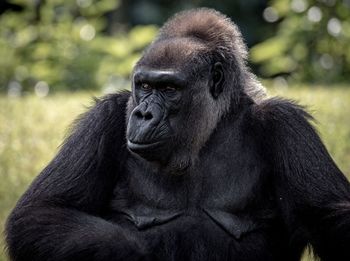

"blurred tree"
[106,0,270,47]
[105,0,274,77]
[2,0,348,94]
[0,0,157,95]
[251,0,350,83]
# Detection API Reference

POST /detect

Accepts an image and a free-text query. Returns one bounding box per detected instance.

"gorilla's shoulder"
[247,97,316,159]
[96,90,131,108]
[250,97,313,126]
[247,97,316,144]
[84,90,131,118]
[70,90,131,134]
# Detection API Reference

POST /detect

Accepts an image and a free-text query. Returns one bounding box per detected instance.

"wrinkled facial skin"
[126,68,189,163]
[125,40,226,173]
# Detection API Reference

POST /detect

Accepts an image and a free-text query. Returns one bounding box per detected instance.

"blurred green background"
[0,0,349,260]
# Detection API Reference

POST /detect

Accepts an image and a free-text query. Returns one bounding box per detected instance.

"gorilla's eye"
[165,86,177,92]
[141,83,151,91]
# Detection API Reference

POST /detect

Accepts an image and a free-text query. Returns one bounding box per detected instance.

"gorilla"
[6,8,350,261]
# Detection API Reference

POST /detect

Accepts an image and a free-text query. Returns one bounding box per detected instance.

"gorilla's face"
[126,41,226,172]
[126,68,187,162]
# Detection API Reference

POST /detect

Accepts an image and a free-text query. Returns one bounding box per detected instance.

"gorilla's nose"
[129,106,163,140]
[134,108,153,121]
[127,103,164,145]
[131,102,162,126]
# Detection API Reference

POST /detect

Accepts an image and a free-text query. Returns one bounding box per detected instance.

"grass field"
[0,85,349,260]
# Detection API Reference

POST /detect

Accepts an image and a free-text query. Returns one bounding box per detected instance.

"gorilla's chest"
[109,134,270,239]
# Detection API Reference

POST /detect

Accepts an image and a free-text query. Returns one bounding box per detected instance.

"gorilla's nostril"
[134,110,153,121]
[144,112,153,120]
[135,111,143,119]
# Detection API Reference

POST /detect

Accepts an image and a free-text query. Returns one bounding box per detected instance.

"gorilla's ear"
[210,62,224,99]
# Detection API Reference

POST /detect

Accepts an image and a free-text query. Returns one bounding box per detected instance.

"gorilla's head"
[126,8,265,173]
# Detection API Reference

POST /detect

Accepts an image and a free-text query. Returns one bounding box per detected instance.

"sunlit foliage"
[251,0,350,82]
[0,0,157,95]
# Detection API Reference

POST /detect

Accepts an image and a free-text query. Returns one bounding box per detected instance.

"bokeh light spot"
[273,76,289,91]
[34,81,50,97]
[263,7,279,23]
[7,81,22,98]
[291,0,307,13]
[76,0,92,8]
[327,18,342,37]
[307,6,322,22]
[320,54,334,70]
[80,24,95,41]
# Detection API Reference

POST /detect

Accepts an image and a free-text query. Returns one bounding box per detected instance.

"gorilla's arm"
[5,92,145,261]
[253,98,350,260]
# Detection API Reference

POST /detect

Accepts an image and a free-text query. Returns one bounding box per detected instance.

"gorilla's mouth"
[127,140,169,159]
[127,140,164,150]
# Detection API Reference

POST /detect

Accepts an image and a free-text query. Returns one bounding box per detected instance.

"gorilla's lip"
[127,139,166,152]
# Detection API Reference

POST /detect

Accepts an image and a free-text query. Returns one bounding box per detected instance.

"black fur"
[5,8,350,261]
